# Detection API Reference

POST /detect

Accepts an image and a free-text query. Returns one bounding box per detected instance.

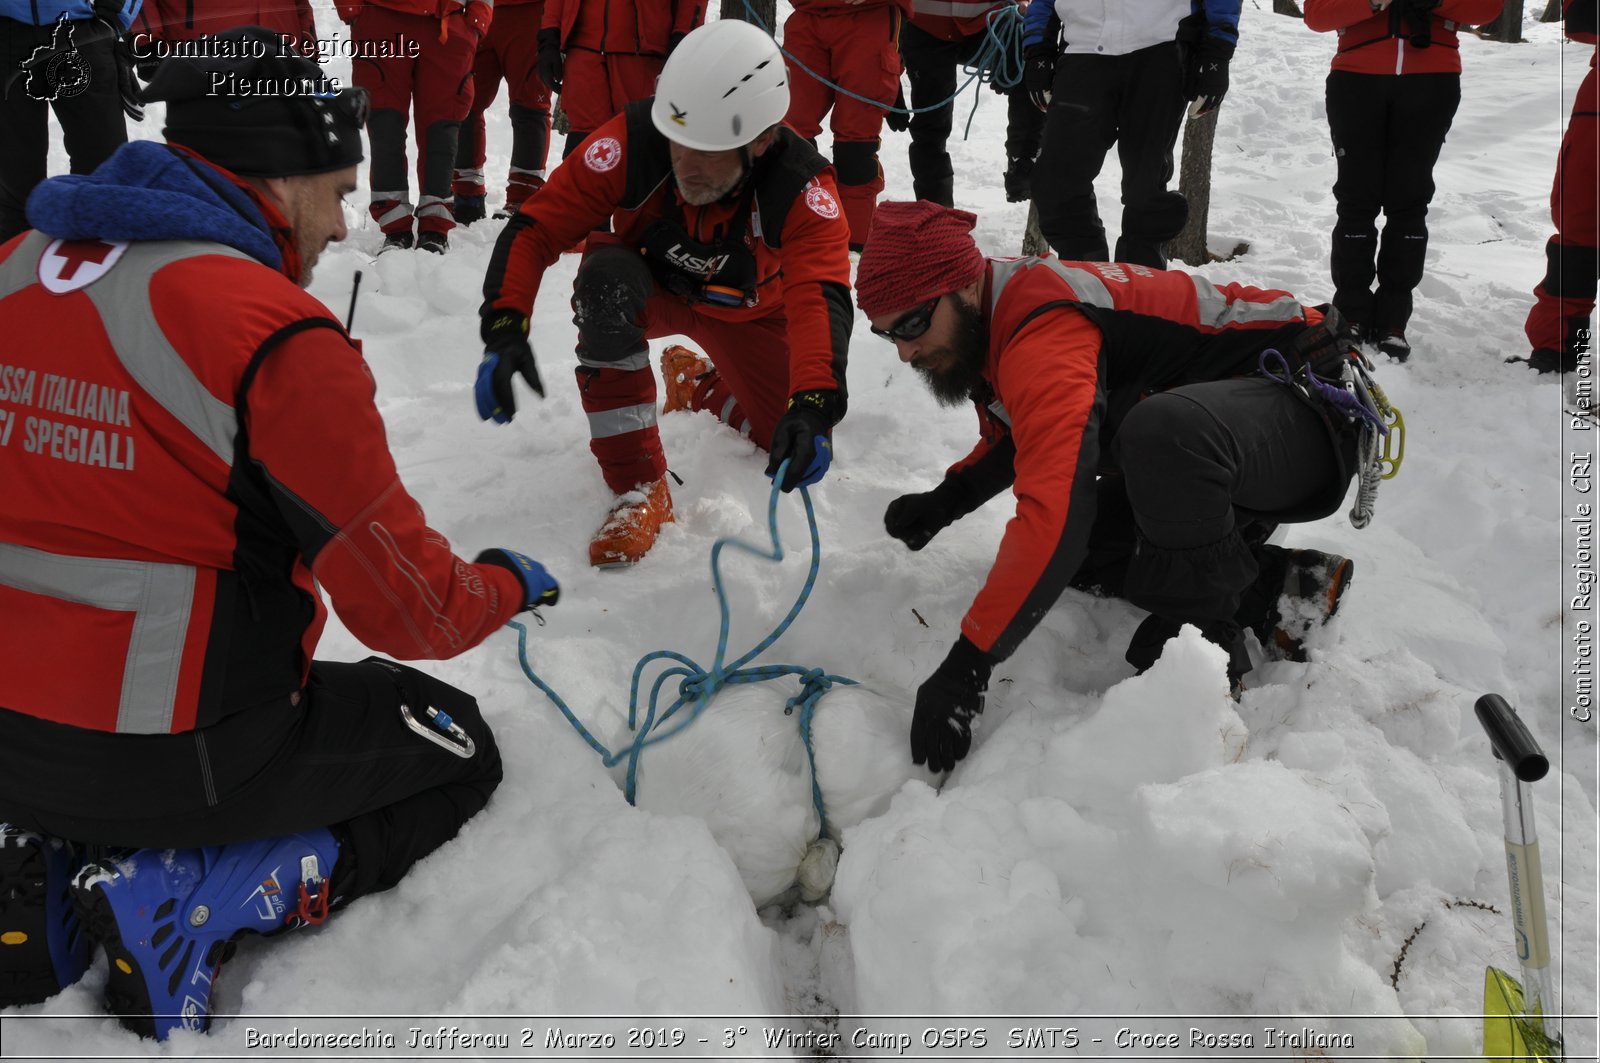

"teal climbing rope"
[508,462,855,841]
[742,0,1027,126]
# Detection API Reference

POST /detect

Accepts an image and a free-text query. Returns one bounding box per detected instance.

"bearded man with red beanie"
[0,27,559,1038]
[336,0,493,253]
[782,0,910,250]
[857,201,1371,772]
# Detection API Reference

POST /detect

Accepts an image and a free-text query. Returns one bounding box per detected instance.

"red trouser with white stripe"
[571,243,789,494]
[352,5,479,236]
[1526,56,1600,357]
[781,5,902,249]
[452,2,551,210]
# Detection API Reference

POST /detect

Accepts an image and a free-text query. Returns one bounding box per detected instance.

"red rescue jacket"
[1304,0,1503,76]
[791,0,911,15]
[908,0,1019,43]
[131,0,319,56]
[945,257,1336,661]
[0,164,522,736]
[483,102,854,400]
[543,0,704,55]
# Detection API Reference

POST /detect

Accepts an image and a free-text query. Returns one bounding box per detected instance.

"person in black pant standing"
[0,0,141,244]
[1019,0,1239,268]
[1305,0,1502,361]
[897,0,1044,206]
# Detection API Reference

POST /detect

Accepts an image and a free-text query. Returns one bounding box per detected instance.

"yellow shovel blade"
[1484,967,1565,1062]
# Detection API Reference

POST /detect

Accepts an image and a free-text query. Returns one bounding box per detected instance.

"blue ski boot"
[1,824,91,1006]
[72,828,339,1040]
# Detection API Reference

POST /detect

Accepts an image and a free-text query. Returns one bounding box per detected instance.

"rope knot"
[785,668,835,716]
[678,671,720,704]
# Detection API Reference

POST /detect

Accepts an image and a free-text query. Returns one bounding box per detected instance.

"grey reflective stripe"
[986,399,1011,427]
[578,349,652,372]
[913,0,1002,17]
[0,543,195,733]
[84,241,250,466]
[1187,273,1306,328]
[587,403,657,438]
[0,231,53,300]
[987,256,1114,314]
[1035,258,1115,308]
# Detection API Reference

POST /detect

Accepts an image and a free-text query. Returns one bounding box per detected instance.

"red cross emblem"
[39,238,126,293]
[584,136,622,174]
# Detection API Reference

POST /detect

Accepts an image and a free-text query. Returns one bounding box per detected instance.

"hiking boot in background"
[1259,548,1355,661]
[1,825,89,1007]
[661,344,713,414]
[589,478,675,568]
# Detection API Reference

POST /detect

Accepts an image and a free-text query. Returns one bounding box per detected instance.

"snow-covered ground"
[3,4,1597,1060]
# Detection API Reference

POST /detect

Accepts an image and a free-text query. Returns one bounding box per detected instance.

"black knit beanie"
[140,26,365,178]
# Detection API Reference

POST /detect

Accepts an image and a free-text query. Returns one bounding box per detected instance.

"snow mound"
[632,678,940,906]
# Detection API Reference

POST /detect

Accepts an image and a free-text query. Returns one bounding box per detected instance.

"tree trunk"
[721,0,778,28]
[1021,202,1047,256]
[1485,0,1526,41]
[1273,0,1304,17]
[1541,0,1563,22]
[1169,108,1219,267]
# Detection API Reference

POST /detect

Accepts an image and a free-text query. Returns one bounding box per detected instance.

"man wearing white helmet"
[477,18,855,568]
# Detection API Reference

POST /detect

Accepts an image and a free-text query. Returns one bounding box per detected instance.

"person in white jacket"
[1019,0,1240,268]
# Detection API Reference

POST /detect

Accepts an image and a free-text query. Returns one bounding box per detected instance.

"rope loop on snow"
[508,460,855,841]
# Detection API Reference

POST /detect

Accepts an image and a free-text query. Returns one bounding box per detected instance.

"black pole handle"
[1474,693,1550,782]
[345,270,363,333]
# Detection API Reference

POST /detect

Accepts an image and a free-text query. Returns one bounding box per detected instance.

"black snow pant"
[1029,41,1187,268]
[1083,379,1349,677]
[0,17,127,243]
[1325,70,1461,337]
[0,659,503,903]
[900,20,1045,207]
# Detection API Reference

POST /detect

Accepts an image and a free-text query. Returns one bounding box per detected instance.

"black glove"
[1022,43,1057,113]
[474,312,543,424]
[667,30,686,55]
[910,637,994,772]
[766,390,840,493]
[91,0,125,24]
[883,476,972,551]
[112,34,143,121]
[474,548,560,611]
[537,28,563,93]
[884,82,910,133]
[1184,40,1233,117]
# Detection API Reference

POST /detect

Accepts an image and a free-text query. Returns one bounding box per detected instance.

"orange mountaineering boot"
[589,478,675,568]
[660,344,713,414]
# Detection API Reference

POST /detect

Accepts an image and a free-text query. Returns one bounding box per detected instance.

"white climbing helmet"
[651,20,790,152]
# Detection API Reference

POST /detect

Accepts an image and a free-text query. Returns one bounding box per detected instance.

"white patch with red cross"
[584,137,623,173]
[38,238,128,293]
[804,181,840,220]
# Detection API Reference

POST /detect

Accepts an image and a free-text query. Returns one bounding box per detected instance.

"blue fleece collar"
[25,141,283,270]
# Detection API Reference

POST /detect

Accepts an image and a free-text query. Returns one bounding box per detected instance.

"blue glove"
[474,549,560,611]
[475,312,542,424]
[765,390,839,493]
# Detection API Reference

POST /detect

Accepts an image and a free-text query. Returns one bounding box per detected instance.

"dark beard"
[914,296,989,407]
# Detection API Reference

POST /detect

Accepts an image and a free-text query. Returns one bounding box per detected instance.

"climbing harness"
[1258,341,1405,531]
[508,461,855,840]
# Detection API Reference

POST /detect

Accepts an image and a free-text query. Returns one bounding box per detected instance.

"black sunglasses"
[870,296,941,342]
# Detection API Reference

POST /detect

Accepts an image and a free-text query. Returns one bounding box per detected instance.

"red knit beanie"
[855,200,988,320]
